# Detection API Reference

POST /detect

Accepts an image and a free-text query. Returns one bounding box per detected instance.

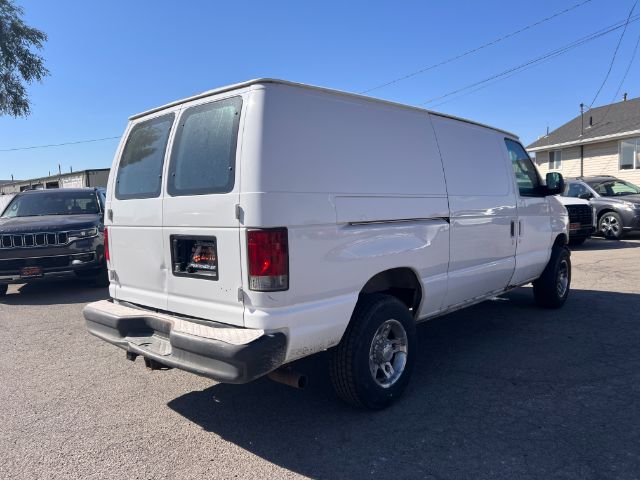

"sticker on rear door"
[170,236,219,280]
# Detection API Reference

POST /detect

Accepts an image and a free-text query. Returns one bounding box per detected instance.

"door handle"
[518,220,523,236]
[510,220,516,237]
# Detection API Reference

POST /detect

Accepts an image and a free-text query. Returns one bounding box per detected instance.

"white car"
[84,79,570,409]
[556,196,596,246]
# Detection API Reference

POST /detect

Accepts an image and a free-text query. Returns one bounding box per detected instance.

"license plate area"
[20,266,43,279]
[170,235,219,281]
[569,222,582,231]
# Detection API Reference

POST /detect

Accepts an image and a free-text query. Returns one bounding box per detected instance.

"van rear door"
[162,95,245,326]
[108,110,178,309]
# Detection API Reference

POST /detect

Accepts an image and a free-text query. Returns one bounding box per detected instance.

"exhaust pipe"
[268,368,307,389]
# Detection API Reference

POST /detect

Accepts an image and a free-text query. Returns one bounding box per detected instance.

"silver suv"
[564,176,640,239]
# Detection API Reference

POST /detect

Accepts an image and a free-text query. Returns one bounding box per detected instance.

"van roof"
[129,78,518,138]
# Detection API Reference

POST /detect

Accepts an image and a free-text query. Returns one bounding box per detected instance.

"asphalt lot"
[1,234,639,480]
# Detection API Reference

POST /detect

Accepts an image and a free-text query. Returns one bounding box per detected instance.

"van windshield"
[2,191,100,218]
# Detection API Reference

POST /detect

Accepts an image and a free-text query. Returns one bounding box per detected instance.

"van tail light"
[247,228,288,291]
[104,227,110,263]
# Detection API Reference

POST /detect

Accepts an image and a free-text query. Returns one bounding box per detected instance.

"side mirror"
[545,172,564,196]
[578,192,593,200]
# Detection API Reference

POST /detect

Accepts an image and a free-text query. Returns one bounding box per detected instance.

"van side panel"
[242,85,447,196]
[240,86,450,361]
[430,115,518,307]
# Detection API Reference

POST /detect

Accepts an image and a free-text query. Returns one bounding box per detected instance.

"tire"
[533,246,571,309]
[91,266,109,288]
[75,265,109,287]
[0,284,7,296]
[568,236,587,246]
[330,294,416,410]
[599,212,624,240]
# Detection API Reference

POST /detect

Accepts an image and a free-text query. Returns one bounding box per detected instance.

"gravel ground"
[1,234,639,480]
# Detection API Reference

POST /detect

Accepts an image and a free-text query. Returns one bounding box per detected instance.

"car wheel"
[330,294,416,410]
[568,236,587,246]
[533,245,571,309]
[92,265,109,288]
[75,265,109,287]
[0,284,7,296]
[599,212,624,240]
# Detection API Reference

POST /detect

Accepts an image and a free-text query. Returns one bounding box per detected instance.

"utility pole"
[580,103,585,177]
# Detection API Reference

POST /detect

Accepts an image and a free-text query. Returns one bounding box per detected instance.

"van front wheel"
[330,294,416,409]
[533,246,571,309]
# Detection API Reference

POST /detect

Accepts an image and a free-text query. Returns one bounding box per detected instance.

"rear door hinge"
[235,204,242,221]
[237,286,244,302]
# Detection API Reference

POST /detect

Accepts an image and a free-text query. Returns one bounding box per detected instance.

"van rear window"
[167,97,242,196]
[115,114,174,200]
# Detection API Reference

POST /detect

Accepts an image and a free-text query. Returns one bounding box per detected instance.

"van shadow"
[168,288,640,479]
[0,278,108,306]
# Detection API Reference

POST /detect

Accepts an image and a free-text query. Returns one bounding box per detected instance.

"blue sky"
[1,0,639,180]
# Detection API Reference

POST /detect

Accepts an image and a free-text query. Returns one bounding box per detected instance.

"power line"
[0,136,120,152]
[611,28,640,100]
[428,62,541,109]
[360,0,595,94]
[597,26,640,125]
[588,0,638,108]
[419,14,640,107]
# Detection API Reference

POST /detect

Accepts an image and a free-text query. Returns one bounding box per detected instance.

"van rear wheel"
[330,294,416,409]
[533,246,571,309]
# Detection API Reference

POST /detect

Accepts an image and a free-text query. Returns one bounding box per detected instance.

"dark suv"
[0,188,107,295]
[563,176,640,239]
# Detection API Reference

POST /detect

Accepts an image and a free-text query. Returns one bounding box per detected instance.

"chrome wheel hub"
[369,319,408,388]
[557,259,569,298]
[601,215,620,236]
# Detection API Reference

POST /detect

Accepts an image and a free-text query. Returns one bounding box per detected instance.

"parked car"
[556,196,595,246]
[84,79,570,409]
[0,188,107,295]
[564,176,640,239]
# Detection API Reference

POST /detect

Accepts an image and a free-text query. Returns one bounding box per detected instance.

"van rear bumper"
[83,300,287,384]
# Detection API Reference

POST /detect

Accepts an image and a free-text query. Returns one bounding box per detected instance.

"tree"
[0,0,48,117]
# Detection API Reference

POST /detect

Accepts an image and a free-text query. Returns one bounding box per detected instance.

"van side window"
[168,97,242,196]
[505,139,541,197]
[115,114,174,200]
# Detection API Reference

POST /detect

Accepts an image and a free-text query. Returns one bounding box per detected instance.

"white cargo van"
[84,79,570,409]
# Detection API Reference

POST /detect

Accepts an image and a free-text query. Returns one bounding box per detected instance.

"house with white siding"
[527,96,640,185]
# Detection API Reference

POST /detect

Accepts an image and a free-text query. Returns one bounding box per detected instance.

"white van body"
[85,79,569,407]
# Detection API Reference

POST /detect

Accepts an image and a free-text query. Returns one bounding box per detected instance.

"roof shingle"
[527,96,640,150]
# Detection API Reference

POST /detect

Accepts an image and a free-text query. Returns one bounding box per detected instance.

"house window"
[548,150,562,170]
[620,138,640,170]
